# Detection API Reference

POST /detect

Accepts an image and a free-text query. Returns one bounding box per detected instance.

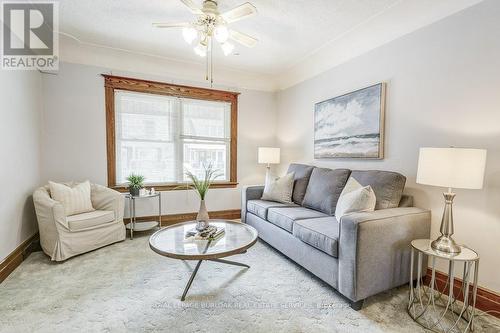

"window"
[104,75,238,191]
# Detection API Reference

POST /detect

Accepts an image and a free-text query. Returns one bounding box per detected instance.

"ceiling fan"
[153,0,258,56]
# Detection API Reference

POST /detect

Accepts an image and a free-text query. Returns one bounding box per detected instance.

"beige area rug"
[1,233,499,332]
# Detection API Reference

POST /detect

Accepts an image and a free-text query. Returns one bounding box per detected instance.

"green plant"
[184,164,222,200]
[126,173,145,189]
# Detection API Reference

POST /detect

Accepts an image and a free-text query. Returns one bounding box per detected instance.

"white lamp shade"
[258,147,280,164]
[416,147,487,189]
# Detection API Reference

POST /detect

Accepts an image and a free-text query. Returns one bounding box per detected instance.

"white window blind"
[115,90,231,185]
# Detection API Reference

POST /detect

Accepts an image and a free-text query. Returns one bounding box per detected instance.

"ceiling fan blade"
[229,30,258,48]
[221,2,257,23]
[152,22,190,28]
[179,0,203,15]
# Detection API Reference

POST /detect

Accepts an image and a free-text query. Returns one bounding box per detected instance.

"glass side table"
[408,239,479,333]
[125,193,161,240]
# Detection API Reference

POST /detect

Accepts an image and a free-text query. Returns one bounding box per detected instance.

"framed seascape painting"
[314,83,386,159]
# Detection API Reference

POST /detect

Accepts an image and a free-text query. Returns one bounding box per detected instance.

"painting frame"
[314,82,386,159]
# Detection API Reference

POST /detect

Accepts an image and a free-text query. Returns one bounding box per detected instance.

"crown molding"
[58,34,279,92]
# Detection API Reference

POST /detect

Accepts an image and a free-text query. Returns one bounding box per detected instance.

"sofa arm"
[241,185,264,223]
[91,184,124,222]
[338,207,431,302]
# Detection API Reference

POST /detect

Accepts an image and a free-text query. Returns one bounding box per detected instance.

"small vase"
[196,200,210,231]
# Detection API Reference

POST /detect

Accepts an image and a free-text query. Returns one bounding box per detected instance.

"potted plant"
[185,164,222,231]
[126,173,145,196]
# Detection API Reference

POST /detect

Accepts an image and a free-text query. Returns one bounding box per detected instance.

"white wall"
[0,71,42,261]
[41,62,276,217]
[275,0,500,292]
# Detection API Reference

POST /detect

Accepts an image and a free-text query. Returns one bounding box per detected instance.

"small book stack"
[185,225,225,240]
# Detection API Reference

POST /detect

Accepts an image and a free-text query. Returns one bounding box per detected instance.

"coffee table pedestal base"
[181,258,250,301]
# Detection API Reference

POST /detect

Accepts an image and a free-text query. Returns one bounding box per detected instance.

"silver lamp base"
[431,191,461,254]
[431,235,461,253]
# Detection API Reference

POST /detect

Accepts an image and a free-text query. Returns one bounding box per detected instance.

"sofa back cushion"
[287,163,315,205]
[302,168,351,215]
[350,170,406,209]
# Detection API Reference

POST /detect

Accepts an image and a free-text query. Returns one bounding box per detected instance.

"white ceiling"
[58,0,483,90]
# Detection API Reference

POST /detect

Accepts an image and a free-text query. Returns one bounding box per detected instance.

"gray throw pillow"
[261,172,295,204]
[302,168,351,215]
[287,164,315,205]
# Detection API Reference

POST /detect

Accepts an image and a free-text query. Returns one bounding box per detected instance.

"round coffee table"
[149,220,258,301]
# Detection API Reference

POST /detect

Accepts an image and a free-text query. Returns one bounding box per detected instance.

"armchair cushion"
[49,180,94,216]
[67,210,115,231]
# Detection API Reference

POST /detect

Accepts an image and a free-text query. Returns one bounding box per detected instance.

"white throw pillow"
[261,172,295,204]
[335,177,376,218]
[49,180,95,216]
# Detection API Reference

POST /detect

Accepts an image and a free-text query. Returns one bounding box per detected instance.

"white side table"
[408,239,479,332]
[125,193,161,240]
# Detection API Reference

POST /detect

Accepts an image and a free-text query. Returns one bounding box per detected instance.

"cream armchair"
[33,182,125,261]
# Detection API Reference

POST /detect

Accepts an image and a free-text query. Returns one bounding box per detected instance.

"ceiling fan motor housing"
[202,0,219,16]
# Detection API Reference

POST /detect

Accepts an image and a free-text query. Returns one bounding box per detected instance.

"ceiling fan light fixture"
[153,0,258,85]
[214,25,229,43]
[182,26,198,44]
[194,43,207,57]
[221,42,234,56]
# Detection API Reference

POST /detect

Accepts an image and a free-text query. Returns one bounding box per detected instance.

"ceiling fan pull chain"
[210,37,214,87]
[205,46,209,82]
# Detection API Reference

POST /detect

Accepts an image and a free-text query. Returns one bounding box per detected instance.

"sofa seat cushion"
[67,210,115,231]
[293,217,340,257]
[267,207,328,233]
[247,200,296,220]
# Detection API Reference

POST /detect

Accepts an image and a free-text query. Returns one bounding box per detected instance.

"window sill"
[111,182,239,193]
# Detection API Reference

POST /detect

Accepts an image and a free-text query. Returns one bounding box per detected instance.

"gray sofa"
[241,163,431,310]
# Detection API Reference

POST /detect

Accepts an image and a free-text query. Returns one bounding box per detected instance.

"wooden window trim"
[103,74,239,192]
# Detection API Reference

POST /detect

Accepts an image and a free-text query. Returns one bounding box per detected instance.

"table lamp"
[416,147,487,254]
[258,147,280,185]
